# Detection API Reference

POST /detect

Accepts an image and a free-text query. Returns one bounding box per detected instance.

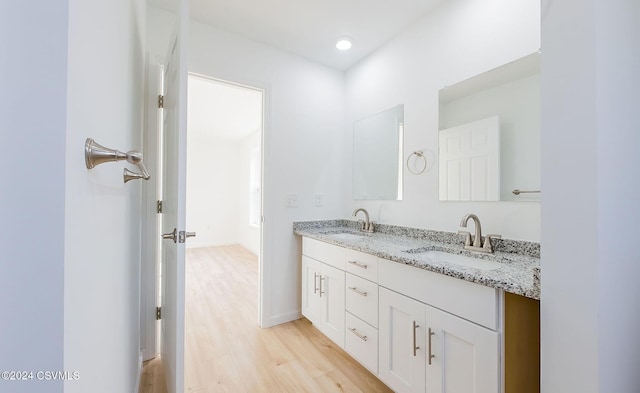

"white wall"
[64,1,146,393]
[344,0,541,241]
[541,0,640,391]
[0,2,67,392]
[186,134,241,248]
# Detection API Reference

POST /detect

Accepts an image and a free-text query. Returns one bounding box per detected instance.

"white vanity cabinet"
[300,236,539,393]
[378,258,500,393]
[301,238,346,348]
[379,285,499,393]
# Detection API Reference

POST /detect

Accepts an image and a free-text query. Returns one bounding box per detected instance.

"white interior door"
[439,116,500,201]
[160,1,188,392]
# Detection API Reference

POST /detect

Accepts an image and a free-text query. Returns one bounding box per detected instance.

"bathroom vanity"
[294,220,540,393]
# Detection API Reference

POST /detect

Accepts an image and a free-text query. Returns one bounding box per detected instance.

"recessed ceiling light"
[336,38,353,51]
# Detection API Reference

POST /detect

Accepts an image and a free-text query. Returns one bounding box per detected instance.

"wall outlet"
[286,193,299,207]
[314,194,324,207]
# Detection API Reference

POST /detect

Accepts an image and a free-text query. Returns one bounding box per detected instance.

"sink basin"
[405,249,501,271]
[326,232,366,240]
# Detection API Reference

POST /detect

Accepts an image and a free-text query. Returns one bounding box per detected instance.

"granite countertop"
[294,220,540,300]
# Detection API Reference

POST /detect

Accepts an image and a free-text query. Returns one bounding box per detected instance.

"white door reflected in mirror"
[439,116,500,201]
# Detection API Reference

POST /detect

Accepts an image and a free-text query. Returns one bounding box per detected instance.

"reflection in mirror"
[439,52,540,202]
[353,105,404,200]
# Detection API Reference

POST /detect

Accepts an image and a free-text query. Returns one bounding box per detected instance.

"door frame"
[141,54,164,361]
[185,71,270,328]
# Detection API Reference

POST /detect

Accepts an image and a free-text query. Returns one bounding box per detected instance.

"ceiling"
[185,0,446,70]
[187,75,262,140]
[171,0,447,137]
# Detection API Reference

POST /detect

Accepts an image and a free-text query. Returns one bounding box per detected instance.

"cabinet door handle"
[347,260,368,269]
[313,272,319,294]
[319,276,326,297]
[428,327,435,365]
[348,286,368,297]
[349,327,368,342]
[413,321,420,356]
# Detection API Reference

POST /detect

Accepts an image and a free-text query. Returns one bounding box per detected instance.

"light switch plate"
[314,194,324,207]
[286,193,299,207]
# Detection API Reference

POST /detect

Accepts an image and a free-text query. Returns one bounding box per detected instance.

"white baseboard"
[134,350,143,393]
[265,310,302,328]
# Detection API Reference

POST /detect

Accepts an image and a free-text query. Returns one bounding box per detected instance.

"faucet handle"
[367,221,376,233]
[458,231,472,247]
[483,234,502,252]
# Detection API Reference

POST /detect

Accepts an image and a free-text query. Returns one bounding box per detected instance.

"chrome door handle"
[162,228,177,243]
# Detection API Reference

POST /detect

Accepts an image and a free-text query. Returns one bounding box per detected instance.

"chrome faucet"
[353,208,375,233]
[459,213,501,253]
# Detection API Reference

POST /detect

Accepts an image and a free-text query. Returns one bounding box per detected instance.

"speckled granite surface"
[293,219,540,300]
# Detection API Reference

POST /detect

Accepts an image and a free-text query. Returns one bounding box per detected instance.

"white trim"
[141,53,163,361]
[266,311,303,328]
[134,350,143,393]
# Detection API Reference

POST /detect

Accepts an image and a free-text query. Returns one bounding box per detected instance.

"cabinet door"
[425,305,499,393]
[301,256,321,325]
[379,288,426,393]
[319,263,345,348]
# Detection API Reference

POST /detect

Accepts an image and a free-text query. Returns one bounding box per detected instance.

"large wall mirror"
[439,52,540,202]
[353,105,404,200]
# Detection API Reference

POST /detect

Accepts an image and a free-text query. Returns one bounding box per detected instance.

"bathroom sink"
[404,249,501,271]
[326,232,367,240]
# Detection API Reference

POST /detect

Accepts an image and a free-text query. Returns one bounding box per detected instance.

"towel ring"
[407,150,427,175]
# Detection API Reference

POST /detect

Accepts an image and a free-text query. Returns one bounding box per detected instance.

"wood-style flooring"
[140,245,392,393]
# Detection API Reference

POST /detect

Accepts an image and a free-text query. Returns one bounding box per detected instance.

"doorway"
[184,72,264,298]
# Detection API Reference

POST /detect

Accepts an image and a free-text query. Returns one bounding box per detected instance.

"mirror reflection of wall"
[439,52,540,202]
[353,105,404,200]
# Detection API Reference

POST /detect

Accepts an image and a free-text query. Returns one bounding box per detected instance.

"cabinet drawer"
[302,237,345,270]
[346,273,378,328]
[345,249,378,282]
[345,312,378,375]
[379,258,499,330]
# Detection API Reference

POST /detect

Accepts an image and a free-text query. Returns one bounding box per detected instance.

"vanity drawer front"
[302,237,345,270]
[378,258,499,330]
[345,249,378,282]
[345,312,378,375]
[346,273,378,328]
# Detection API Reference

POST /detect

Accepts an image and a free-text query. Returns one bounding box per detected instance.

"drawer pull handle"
[349,327,368,342]
[313,272,319,294]
[319,276,325,297]
[348,286,368,297]
[348,260,368,269]
[413,321,420,356]
[428,327,435,365]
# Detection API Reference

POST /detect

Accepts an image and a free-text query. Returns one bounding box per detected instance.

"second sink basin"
[327,232,366,240]
[405,249,501,271]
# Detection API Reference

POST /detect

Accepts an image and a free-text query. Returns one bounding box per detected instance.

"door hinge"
[158,94,164,109]
[157,200,163,214]
[156,307,162,320]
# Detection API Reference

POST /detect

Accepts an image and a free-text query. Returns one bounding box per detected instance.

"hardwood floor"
[140,245,391,393]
